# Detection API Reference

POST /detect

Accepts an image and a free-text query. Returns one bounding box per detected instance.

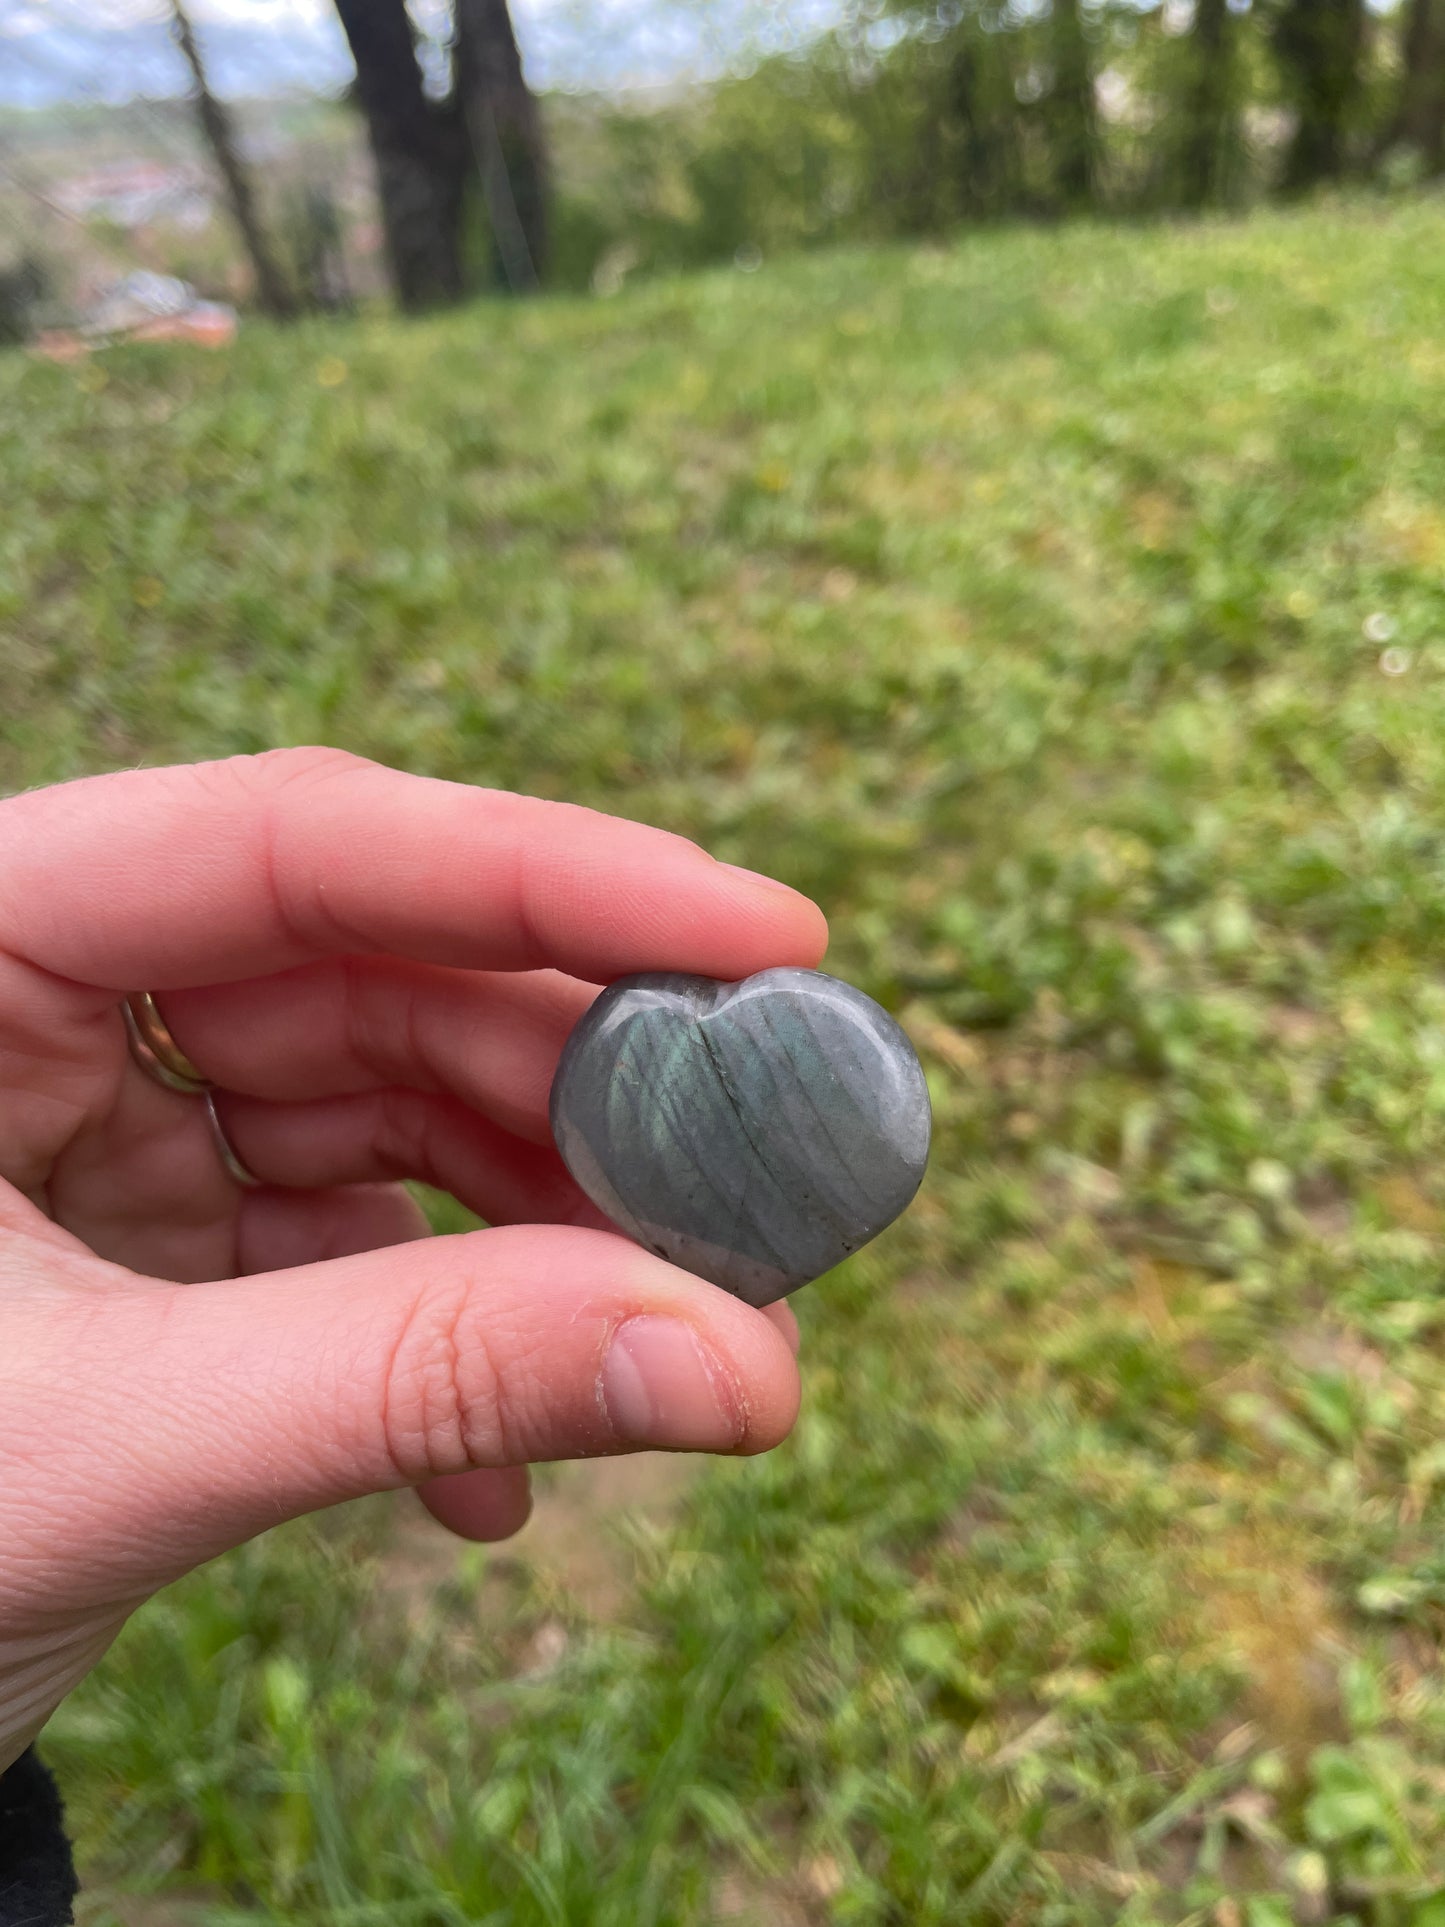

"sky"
[0,0,1404,111]
[0,0,833,107]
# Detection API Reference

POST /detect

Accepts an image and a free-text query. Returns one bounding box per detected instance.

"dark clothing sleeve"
[0,1751,77,1927]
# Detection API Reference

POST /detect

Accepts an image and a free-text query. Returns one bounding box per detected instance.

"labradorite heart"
[549,967,931,1306]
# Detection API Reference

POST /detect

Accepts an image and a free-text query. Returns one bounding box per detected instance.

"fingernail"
[602,1317,742,1449]
[720,861,798,896]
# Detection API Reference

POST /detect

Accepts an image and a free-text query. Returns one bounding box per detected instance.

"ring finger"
[157,958,598,1145]
[221,1086,604,1230]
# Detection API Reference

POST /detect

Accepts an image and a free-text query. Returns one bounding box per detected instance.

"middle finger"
[159,959,595,1144]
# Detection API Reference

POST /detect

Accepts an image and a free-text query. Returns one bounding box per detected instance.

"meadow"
[7,196,1445,1924]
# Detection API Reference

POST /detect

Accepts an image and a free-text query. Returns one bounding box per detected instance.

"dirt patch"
[380,1452,700,1626]
[1374,1171,1445,1235]
[1190,1526,1348,1767]
[78,1892,225,1926]
[521,1453,700,1616]
[711,1858,839,1927]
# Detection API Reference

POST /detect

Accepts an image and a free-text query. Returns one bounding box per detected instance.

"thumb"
[46,1226,801,1594]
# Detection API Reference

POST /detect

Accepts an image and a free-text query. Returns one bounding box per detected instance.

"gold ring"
[122,991,209,1093]
[122,991,262,1189]
[203,1089,262,1190]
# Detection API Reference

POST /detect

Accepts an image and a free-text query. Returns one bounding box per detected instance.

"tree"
[0,253,48,348]
[333,0,550,308]
[168,0,296,318]
[941,11,1025,221]
[456,0,550,288]
[1379,0,1445,176]
[332,0,468,311]
[1049,0,1099,210]
[1271,0,1367,192]
[1178,0,1241,209]
[293,184,355,313]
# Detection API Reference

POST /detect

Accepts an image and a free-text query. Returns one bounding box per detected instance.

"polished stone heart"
[549,967,931,1306]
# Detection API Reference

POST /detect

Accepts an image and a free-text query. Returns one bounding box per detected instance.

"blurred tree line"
[87,0,1445,323]
[545,0,1445,292]
[329,0,1445,303]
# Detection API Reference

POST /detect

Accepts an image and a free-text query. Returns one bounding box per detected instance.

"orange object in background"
[126,302,238,347]
[31,331,91,364]
[29,271,238,360]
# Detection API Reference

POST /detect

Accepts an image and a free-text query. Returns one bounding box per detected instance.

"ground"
[7,195,1445,1924]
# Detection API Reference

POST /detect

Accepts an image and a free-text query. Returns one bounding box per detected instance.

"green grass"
[9,195,1445,1923]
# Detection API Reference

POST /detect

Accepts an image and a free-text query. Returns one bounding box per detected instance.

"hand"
[0,749,827,1772]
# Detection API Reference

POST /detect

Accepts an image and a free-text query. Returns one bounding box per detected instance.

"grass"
[8,193,1445,1923]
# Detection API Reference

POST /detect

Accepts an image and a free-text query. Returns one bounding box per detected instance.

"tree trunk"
[1050,0,1098,211]
[455,0,550,290]
[946,22,1022,220]
[1179,0,1236,209]
[1381,0,1445,174]
[296,184,354,313]
[332,0,467,311]
[168,0,296,319]
[1273,0,1367,192]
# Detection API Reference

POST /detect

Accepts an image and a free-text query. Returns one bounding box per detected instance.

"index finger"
[0,749,828,991]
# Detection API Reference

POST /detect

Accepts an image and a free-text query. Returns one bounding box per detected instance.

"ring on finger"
[122,990,262,1189]
[122,990,209,1093]
[203,1089,262,1190]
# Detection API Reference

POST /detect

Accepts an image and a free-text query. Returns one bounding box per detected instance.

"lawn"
[7,195,1445,1925]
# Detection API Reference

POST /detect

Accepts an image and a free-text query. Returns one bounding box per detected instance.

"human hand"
[0,749,827,1772]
